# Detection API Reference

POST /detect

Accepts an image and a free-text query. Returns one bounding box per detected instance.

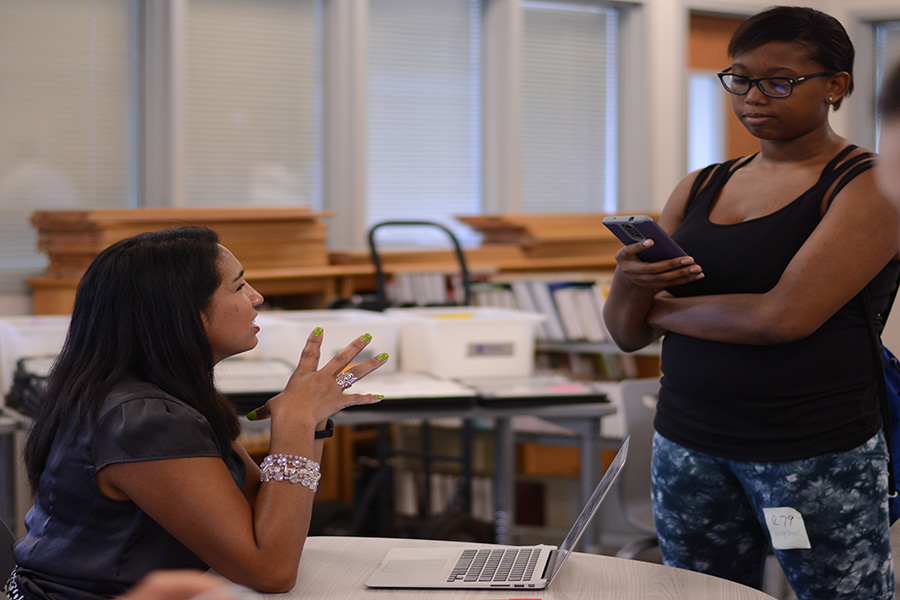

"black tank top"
[655,146,900,461]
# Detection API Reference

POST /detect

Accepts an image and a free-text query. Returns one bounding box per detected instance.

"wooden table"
[271,536,778,599]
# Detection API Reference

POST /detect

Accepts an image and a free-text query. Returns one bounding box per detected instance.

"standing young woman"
[603,7,899,599]
[7,226,388,599]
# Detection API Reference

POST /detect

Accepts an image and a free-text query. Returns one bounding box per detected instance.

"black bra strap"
[825,155,876,209]
[685,163,718,208]
[685,155,756,214]
[820,144,859,177]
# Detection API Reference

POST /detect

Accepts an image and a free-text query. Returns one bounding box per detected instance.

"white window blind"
[366,0,481,245]
[521,2,617,213]
[0,0,133,281]
[184,0,321,208]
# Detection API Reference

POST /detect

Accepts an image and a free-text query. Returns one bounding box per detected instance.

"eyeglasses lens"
[759,79,791,97]
[721,74,792,98]
[722,74,750,94]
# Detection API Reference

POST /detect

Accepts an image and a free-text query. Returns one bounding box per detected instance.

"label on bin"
[467,342,514,357]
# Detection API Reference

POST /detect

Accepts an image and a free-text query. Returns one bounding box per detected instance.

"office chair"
[613,377,661,559]
[367,220,473,308]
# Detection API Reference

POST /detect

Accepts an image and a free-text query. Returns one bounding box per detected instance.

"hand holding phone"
[602,215,688,263]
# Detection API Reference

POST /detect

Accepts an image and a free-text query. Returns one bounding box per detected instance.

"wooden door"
[688,13,758,160]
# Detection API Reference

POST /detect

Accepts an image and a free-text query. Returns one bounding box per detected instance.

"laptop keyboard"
[447,548,541,583]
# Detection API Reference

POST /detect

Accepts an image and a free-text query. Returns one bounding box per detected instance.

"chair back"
[616,377,661,537]
[0,517,15,583]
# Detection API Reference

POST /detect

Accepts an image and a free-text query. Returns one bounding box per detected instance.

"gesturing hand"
[248,328,388,425]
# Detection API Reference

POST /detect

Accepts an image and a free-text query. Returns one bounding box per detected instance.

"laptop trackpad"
[384,559,447,573]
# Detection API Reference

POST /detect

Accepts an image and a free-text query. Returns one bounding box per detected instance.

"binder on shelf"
[572,285,607,342]
[509,280,548,340]
[550,283,585,341]
[526,280,567,341]
[471,281,517,309]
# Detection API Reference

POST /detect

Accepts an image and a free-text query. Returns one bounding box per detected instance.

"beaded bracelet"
[259,454,321,491]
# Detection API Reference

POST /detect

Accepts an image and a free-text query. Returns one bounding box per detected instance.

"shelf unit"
[26,210,646,314]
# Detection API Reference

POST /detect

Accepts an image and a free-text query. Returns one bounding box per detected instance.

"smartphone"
[602,215,688,262]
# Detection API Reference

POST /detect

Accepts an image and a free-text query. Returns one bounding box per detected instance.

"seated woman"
[6,226,388,599]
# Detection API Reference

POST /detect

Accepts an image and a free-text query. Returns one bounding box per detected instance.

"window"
[184,0,321,208]
[0,0,627,294]
[366,0,482,245]
[0,0,134,282]
[520,2,618,213]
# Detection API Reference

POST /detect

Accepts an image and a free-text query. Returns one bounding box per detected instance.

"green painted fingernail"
[360,333,372,342]
[313,327,323,336]
[375,395,385,399]
[376,353,389,361]
[246,411,258,421]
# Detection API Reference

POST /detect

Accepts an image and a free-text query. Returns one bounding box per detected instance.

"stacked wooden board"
[29,207,331,313]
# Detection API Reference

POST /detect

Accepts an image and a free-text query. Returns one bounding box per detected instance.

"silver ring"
[336,372,358,390]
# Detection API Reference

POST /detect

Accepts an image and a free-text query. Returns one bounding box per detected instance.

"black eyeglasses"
[717,68,835,98]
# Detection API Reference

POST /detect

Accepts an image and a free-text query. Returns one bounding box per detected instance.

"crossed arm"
[603,167,900,350]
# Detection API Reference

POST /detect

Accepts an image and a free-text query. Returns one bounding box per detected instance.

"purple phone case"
[603,216,688,262]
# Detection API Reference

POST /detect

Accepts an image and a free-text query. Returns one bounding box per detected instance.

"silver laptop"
[365,436,629,590]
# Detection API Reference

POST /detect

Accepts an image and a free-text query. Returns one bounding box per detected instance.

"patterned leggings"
[651,432,894,600]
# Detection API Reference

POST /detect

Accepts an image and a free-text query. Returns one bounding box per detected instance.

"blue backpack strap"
[862,283,900,510]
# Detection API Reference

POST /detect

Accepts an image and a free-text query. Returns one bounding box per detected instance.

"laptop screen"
[545,436,629,582]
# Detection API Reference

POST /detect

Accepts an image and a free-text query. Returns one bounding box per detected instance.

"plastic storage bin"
[386,306,545,378]
[251,309,402,372]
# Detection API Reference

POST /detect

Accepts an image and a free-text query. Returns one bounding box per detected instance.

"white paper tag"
[762,507,811,550]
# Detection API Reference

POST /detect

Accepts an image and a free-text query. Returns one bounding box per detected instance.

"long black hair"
[728,6,854,110]
[24,226,241,491]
